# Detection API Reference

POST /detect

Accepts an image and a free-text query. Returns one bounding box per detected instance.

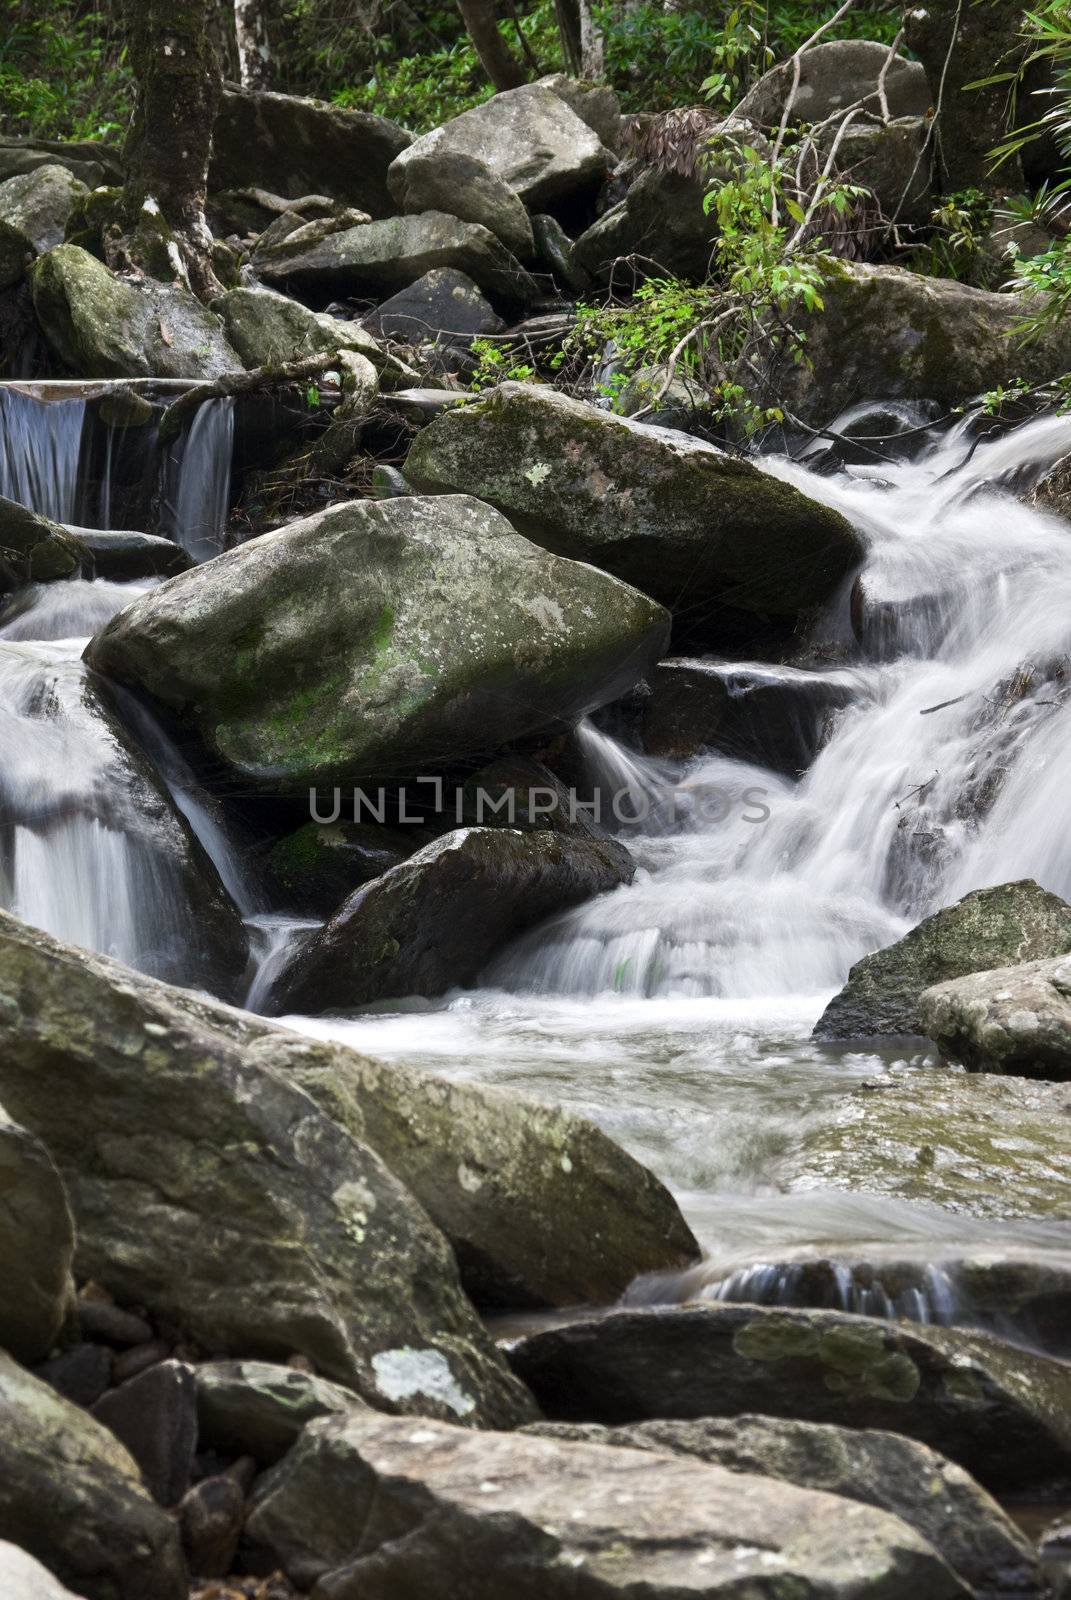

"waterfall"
[163,398,235,561]
[0,387,85,522]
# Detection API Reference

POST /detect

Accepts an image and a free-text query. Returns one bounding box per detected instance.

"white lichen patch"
[458,1162,484,1194]
[524,462,552,486]
[371,1346,476,1417]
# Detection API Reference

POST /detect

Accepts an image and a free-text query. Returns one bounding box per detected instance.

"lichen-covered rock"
[387,134,534,262]
[390,84,611,210]
[0,495,81,593]
[538,73,622,149]
[30,245,242,380]
[509,1302,1071,1492]
[0,911,535,1428]
[256,211,537,311]
[920,953,1071,1080]
[738,40,931,128]
[406,383,862,635]
[85,494,670,793]
[244,1410,965,1599]
[195,1360,367,1465]
[525,1416,1042,1599]
[0,1104,75,1363]
[212,285,395,376]
[813,880,1071,1040]
[0,165,87,290]
[265,827,634,1016]
[209,86,412,217]
[0,1349,186,1600]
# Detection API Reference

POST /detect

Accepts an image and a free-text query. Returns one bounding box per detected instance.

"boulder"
[525,1415,1041,1600]
[1031,452,1071,523]
[265,827,635,1016]
[0,1348,186,1600]
[509,1303,1071,1492]
[0,495,81,593]
[904,2,1020,191]
[91,1360,198,1507]
[0,165,87,290]
[386,135,534,262]
[0,1542,81,1600]
[265,819,418,916]
[639,658,861,771]
[209,85,412,218]
[0,911,535,1428]
[212,285,397,376]
[74,528,191,582]
[405,384,863,636]
[538,73,622,150]
[361,267,504,377]
[244,1410,964,1598]
[737,40,931,129]
[178,1475,245,1579]
[920,953,1071,1080]
[255,212,537,311]
[271,1007,700,1308]
[30,245,242,380]
[34,1342,112,1407]
[390,84,611,211]
[573,165,714,282]
[0,641,249,999]
[0,137,122,189]
[771,263,1071,426]
[813,880,1071,1040]
[827,116,932,226]
[0,1105,75,1363]
[531,211,590,292]
[85,494,670,793]
[195,1359,366,1465]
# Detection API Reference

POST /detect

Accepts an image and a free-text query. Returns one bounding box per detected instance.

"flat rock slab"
[245,1410,965,1598]
[508,1302,1071,1493]
[920,953,1071,1080]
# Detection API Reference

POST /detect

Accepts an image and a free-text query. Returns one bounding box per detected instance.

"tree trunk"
[234,0,272,89]
[554,0,605,79]
[905,0,1026,192]
[578,0,605,79]
[554,0,582,75]
[121,0,224,300]
[456,0,529,90]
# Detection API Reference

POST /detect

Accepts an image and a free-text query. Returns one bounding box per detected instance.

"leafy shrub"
[0,0,130,139]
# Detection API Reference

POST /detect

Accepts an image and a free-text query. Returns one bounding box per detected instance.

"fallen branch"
[157,351,346,441]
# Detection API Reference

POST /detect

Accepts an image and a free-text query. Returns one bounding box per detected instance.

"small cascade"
[162,398,235,561]
[0,387,85,521]
[244,914,322,1012]
[700,1256,962,1326]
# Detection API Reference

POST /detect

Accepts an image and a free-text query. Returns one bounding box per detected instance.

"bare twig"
[769,0,858,224]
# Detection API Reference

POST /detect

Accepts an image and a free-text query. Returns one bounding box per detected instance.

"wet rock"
[1031,452,1071,523]
[75,528,191,581]
[0,165,87,290]
[280,1028,700,1309]
[196,1359,366,1465]
[30,245,242,380]
[387,136,534,262]
[111,1339,172,1383]
[245,1410,963,1599]
[0,1347,186,1600]
[390,84,611,211]
[738,40,931,128]
[179,1474,245,1579]
[213,285,396,377]
[0,1104,75,1362]
[0,910,536,1428]
[509,1302,1071,1492]
[814,880,1071,1040]
[265,820,417,916]
[256,212,537,312]
[86,494,670,793]
[525,1415,1042,1599]
[265,826,633,1015]
[361,268,503,378]
[0,495,81,593]
[459,752,608,839]
[209,86,412,218]
[34,1341,112,1407]
[640,658,861,771]
[0,1541,81,1599]
[920,953,1071,1080]
[406,383,862,637]
[92,1359,197,1507]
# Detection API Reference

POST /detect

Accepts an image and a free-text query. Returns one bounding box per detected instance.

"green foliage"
[0,0,130,139]
[921,188,994,279]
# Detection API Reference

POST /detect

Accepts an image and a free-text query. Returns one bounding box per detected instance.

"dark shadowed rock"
[0,1349,186,1600]
[196,1360,366,1465]
[265,826,633,1015]
[362,267,504,378]
[265,820,418,916]
[814,880,1071,1040]
[573,165,715,282]
[0,1104,75,1363]
[525,1414,1042,1599]
[34,1342,112,1407]
[0,495,81,593]
[92,1360,198,1507]
[509,1302,1071,1492]
[920,953,1071,1080]
[387,137,534,262]
[179,1474,245,1579]
[74,528,192,581]
[209,86,412,217]
[244,1410,965,1598]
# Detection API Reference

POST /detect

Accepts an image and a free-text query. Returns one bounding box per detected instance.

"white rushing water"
[163,397,235,561]
[0,388,85,522]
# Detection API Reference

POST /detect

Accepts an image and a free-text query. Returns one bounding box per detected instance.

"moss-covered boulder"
[814,880,1071,1040]
[85,494,670,793]
[509,1302,1071,1492]
[30,245,242,379]
[0,494,82,593]
[0,911,535,1428]
[406,383,861,638]
[0,1104,75,1363]
[0,1349,186,1600]
[212,284,402,380]
[920,953,1071,1081]
[525,1416,1040,1599]
[0,164,87,290]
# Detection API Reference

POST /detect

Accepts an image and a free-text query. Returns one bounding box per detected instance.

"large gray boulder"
[386,133,535,262]
[0,911,535,1428]
[406,383,862,636]
[0,1349,186,1600]
[30,245,242,380]
[0,165,87,290]
[245,1410,965,1598]
[0,495,81,593]
[266,827,633,1016]
[209,85,412,217]
[390,84,611,210]
[509,1302,1071,1492]
[256,211,537,310]
[212,285,398,377]
[920,953,1071,1080]
[525,1415,1041,1600]
[737,40,931,128]
[85,494,670,793]
[0,1105,75,1363]
[814,880,1071,1040]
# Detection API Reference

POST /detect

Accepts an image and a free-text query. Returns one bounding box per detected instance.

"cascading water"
[162,397,235,561]
[0,387,85,521]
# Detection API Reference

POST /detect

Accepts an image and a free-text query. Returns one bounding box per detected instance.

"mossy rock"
[0,163,87,289]
[0,494,82,593]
